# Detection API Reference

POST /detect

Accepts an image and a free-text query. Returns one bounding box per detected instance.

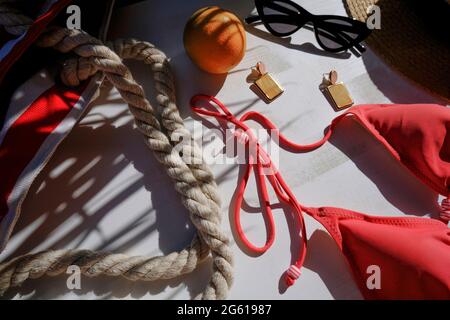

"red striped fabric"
[0,0,112,252]
[0,83,84,220]
[0,0,73,83]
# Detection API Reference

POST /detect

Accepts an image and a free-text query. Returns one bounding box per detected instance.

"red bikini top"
[190,95,450,299]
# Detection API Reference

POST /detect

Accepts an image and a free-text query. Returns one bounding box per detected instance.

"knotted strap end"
[285,265,301,287]
[440,197,450,223]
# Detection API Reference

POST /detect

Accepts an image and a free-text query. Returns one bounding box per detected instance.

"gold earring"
[323,70,353,110]
[252,61,284,102]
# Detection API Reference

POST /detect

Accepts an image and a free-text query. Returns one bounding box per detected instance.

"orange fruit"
[183,6,246,74]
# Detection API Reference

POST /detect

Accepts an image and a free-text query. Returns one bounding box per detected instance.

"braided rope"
[0,5,233,299]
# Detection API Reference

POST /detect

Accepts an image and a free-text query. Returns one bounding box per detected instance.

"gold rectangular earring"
[253,62,284,102]
[324,70,353,110]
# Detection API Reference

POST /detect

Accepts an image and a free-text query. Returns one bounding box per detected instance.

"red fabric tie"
[190,94,339,286]
[440,197,450,223]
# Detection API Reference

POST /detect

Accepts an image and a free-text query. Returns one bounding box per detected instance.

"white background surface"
[2,0,447,299]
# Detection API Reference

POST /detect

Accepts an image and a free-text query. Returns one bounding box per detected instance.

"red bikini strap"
[191,95,277,253]
[190,94,247,130]
[190,95,340,286]
[240,111,335,151]
[440,197,450,223]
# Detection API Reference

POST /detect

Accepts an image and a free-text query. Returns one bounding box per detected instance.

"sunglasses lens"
[316,18,364,51]
[262,1,299,34]
[316,28,346,51]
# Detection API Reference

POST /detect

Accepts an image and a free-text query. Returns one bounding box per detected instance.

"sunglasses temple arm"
[245,15,261,24]
[354,42,366,54]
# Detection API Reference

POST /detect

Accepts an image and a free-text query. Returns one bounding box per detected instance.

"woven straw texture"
[345,0,450,101]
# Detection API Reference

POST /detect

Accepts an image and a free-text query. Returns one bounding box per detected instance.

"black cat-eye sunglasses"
[245,0,372,54]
